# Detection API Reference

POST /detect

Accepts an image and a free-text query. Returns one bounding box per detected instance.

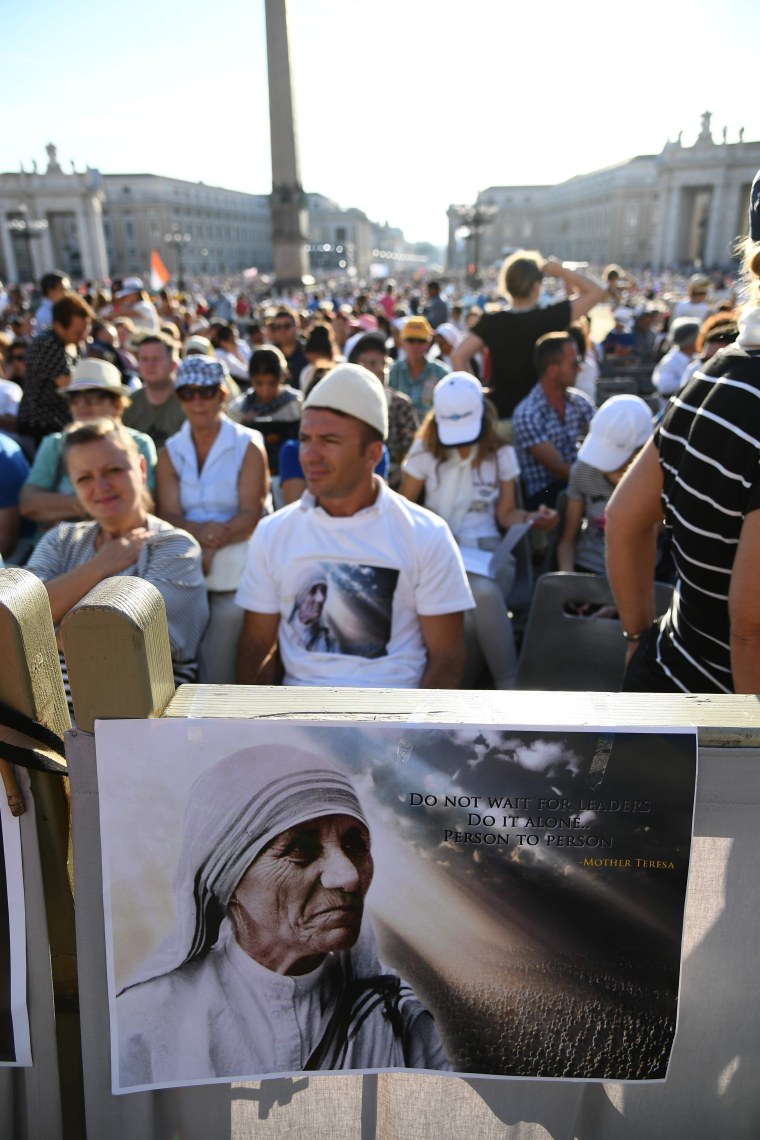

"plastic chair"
[515,572,672,691]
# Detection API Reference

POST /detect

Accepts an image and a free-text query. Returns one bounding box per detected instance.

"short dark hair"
[52,293,94,328]
[40,271,68,297]
[211,323,236,348]
[249,346,288,380]
[304,322,337,359]
[533,331,573,376]
[136,332,176,358]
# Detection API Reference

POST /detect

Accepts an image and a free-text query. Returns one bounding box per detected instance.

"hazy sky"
[3,0,760,245]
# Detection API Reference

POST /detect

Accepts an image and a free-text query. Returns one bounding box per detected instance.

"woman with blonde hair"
[26,417,207,703]
[451,252,605,426]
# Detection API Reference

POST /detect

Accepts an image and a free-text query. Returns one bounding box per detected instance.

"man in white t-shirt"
[235,364,474,688]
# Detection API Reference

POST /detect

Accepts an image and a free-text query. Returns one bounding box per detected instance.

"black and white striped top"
[655,344,760,692]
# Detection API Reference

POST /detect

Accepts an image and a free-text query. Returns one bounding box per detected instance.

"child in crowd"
[226,347,302,485]
[557,394,653,576]
[400,373,556,688]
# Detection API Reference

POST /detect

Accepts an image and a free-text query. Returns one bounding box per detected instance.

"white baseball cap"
[433,372,485,446]
[577,394,653,473]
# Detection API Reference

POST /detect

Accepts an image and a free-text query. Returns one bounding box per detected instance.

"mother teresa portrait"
[116,746,450,1086]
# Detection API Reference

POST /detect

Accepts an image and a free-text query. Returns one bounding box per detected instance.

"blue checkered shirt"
[512,384,595,497]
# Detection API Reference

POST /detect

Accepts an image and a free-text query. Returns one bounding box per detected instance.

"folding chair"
[515,572,672,691]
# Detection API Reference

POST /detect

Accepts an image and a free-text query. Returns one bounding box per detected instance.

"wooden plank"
[61,577,176,734]
[166,685,760,746]
[0,568,78,1140]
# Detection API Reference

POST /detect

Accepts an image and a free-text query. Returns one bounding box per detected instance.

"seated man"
[235,364,474,688]
[652,320,700,408]
[512,332,595,510]
[602,309,635,359]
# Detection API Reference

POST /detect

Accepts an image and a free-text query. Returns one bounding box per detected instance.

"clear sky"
[3,0,760,246]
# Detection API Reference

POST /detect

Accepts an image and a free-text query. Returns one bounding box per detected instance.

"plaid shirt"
[512,383,594,497]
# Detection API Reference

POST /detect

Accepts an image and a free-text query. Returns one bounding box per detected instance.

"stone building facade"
[101,174,272,279]
[448,116,760,273]
[0,145,109,283]
[0,145,416,286]
[0,146,274,284]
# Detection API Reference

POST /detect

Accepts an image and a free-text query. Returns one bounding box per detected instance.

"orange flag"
[150,248,171,291]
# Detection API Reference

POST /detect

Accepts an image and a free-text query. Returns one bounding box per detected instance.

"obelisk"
[265,0,309,288]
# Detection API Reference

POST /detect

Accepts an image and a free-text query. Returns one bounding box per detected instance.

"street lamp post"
[453,203,498,287]
[5,204,49,281]
[164,230,191,290]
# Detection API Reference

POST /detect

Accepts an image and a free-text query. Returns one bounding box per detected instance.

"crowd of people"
[1,176,759,703]
[419,947,678,1080]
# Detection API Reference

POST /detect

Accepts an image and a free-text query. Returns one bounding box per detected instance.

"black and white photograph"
[97,719,697,1094]
[288,563,399,658]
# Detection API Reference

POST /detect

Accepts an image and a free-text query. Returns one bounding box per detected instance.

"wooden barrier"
[56,575,760,1139]
[0,569,754,1138]
[0,569,84,1140]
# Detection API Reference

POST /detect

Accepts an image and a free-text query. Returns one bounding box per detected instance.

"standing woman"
[400,373,556,689]
[157,356,270,683]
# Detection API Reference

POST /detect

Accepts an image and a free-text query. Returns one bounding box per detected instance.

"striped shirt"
[655,345,760,692]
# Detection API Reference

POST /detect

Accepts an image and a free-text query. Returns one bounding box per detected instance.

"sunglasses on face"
[271,322,294,331]
[68,390,113,406]
[404,337,428,344]
[176,385,220,402]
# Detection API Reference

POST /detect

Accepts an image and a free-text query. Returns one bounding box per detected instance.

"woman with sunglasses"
[19,358,157,534]
[157,356,270,682]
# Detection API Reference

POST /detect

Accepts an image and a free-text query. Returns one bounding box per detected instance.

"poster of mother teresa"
[99,722,450,1092]
[97,719,696,1093]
